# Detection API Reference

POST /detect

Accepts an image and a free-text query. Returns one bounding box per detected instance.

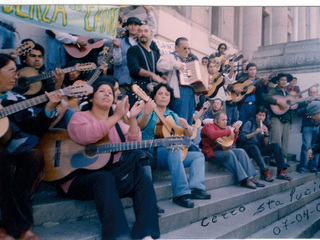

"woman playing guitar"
[137,83,210,209]
[0,54,62,240]
[63,76,159,240]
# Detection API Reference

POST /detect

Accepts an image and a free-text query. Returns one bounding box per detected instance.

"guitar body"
[270,95,297,115]
[205,72,225,98]
[37,129,111,182]
[16,67,42,96]
[155,116,188,160]
[216,136,234,150]
[230,80,256,102]
[64,36,104,59]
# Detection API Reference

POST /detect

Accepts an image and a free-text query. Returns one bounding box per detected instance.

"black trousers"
[66,168,160,240]
[0,146,44,238]
[242,143,287,173]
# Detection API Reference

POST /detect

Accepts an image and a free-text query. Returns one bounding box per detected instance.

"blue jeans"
[226,104,238,126]
[299,126,319,171]
[156,147,205,197]
[239,103,257,125]
[172,86,195,125]
[0,25,17,49]
[208,148,257,182]
[54,108,77,129]
[46,37,66,72]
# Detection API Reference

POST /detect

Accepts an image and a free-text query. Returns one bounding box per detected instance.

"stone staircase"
[32,155,320,239]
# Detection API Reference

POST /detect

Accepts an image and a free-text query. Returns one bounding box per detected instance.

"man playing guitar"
[264,73,307,162]
[201,112,265,189]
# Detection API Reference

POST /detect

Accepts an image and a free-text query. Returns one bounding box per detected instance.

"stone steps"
[31,161,320,239]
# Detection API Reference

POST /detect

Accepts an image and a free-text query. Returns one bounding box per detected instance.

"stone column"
[309,7,319,39]
[271,7,288,44]
[242,7,262,60]
[298,7,306,40]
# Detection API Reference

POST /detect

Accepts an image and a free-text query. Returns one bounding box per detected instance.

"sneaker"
[240,178,257,189]
[297,167,306,173]
[250,177,265,187]
[262,170,274,182]
[277,170,292,181]
[191,189,211,200]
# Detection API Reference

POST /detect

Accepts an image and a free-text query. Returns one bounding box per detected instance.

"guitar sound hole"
[84,144,98,156]
[88,39,94,44]
[17,76,28,87]
[286,100,291,105]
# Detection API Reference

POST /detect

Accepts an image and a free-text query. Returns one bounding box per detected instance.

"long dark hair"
[81,76,116,114]
[0,54,15,69]
[150,83,174,109]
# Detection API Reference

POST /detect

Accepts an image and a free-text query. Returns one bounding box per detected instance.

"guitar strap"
[105,123,125,168]
[138,44,155,83]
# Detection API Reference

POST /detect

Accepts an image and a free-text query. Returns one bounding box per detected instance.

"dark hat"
[306,101,320,116]
[126,17,142,26]
[270,73,293,84]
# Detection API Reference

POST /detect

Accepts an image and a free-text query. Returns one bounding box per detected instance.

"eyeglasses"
[182,47,191,51]
[220,47,226,50]
[0,68,18,76]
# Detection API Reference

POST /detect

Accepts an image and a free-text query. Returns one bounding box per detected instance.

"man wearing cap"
[297,87,320,173]
[306,101,320,168]
[113,6,157,95]
[264,73,306,161]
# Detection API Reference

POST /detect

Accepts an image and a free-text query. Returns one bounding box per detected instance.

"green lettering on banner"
[0,5,119,39]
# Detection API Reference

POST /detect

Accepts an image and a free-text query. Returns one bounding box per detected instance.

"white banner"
[0,5,119,39]
[153,38,175,56]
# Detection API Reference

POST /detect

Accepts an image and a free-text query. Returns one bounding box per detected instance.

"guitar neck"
[27,66,77,84]
[0,89,62,118]
[97,138,172,153]
[87,69,102,86]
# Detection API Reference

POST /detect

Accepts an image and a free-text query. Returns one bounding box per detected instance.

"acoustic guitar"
[131,84,190,160]
[228,71,278,102]
[270,83,320,115]
[0,84,93,145]
[191,101,210,139]
[69,53,113,111]
[64,36,104,59]
[15,62,96,96]
[205,53,243,98]
[37,128,191,182]
[214,50,242,71]
[215,120,242,150]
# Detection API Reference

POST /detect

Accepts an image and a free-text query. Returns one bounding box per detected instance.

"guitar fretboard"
[96,138,177,153]
[26,66,77,84]
[0,89,63,118]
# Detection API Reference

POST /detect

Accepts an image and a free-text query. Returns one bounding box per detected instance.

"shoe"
[191,189,211,200]
[310,168,318,173]
[277,170,292,181]
[297,169,305,173]
[157,205,165,214]
[240,178,257,189]
[250,177,265,187]
[262,170,274,182]
[172,195,195,208]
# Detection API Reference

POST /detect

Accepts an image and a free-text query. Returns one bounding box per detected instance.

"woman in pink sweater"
[63,76,159,240]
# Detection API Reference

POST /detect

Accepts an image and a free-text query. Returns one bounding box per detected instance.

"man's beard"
[139,37,148,44]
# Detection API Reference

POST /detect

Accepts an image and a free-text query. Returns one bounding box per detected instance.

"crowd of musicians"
[1,7,320,240]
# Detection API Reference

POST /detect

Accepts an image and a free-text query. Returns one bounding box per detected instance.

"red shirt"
[200,123,239,159]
